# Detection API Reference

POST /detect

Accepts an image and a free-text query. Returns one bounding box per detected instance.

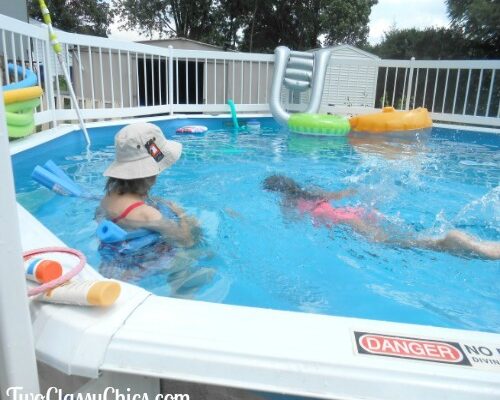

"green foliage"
[369,27,478,60]
[446,0,500,57]
[113,0,377,51]
[321,0,377,46]
[112,0,239,46]
[28,0,113,37]
[240,0,378,51]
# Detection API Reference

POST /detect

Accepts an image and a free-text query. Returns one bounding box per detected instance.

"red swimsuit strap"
[112,201,145,223]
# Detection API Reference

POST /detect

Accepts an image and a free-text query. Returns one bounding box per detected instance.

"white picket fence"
[1,13,499,130]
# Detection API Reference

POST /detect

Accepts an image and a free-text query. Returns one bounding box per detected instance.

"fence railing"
[1,13,499,131]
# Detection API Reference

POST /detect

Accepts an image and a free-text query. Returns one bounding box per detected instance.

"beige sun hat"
[103,122,182,179]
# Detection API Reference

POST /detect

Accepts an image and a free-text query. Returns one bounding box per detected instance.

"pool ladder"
[269,46,332,125]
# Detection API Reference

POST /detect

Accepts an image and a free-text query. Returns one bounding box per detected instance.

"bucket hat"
[104,122,182,179]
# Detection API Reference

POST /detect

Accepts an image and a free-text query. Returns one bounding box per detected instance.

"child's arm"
[324,188,357,201]
[308,186,357,201]
[119,203,200,248]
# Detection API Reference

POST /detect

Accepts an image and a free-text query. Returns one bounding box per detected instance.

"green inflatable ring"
[5,98,41,113]
[6,110,34,127]
[7,121,35,138]
[288,113,351,136]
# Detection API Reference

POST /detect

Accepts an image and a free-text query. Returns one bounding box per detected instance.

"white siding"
[322,63,378,108]
[322,45,379,110]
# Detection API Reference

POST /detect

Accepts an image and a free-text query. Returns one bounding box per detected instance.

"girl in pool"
[263,174,500,260]
[98,122,213,293]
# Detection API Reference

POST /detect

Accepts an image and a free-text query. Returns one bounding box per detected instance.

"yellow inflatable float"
[349,107,432,133]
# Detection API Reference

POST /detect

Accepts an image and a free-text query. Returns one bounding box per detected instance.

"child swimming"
[263,174,500,260]
[98,122,213,294]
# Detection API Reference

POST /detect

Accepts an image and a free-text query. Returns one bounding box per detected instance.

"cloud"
[368,0,449,45]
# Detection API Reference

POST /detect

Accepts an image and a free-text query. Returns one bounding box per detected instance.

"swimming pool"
[13,117,499,333]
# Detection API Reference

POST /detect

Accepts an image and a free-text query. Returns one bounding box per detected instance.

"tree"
[321,0,377,46]
[446,0,500,57]
[28,0,113,37]
[240,0,377,52]
[112,0,233,46]
[369,27,476,60]
[113,0,376,51]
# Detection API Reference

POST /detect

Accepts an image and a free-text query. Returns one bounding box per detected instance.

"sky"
[108,0,450,46]
[368,0,449,45]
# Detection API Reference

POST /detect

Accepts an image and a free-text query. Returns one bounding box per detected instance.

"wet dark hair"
[105,176,156,196]
[262,175,319,200]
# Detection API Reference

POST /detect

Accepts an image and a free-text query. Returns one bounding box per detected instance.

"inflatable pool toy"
[2,63,43,139]
[176,125,208,134]
[349,107,432,133]
[288,113,350,136]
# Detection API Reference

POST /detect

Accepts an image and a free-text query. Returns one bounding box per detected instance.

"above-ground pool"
[13,117,499,333]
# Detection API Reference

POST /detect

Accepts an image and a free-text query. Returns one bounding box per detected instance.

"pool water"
[13,117,500,332]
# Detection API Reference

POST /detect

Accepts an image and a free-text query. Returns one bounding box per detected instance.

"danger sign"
[354,332,471,366]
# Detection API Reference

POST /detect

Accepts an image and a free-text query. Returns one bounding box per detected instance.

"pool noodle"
[2,64,38,91]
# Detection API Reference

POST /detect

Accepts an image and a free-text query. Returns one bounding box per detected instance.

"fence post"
[42,29,58,130]
[168,46,174,115]
[0,83,40,398]
[405,57,415,110]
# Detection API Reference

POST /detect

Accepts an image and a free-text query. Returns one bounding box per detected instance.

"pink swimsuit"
[296,199,371,226]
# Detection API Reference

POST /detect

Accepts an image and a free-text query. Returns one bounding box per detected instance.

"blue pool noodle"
[97,220,161,253]
[227,99,239,130]
[3,64,38,91]
[43,160,78,187]
[97,220,156,243]
[32,165,83,197]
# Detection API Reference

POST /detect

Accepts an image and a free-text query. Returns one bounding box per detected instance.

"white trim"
[433,122,500,134]
[1,14,46,38]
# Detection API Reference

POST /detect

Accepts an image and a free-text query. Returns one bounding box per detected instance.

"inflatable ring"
[176,125,208,134]
[6,110,34,127]
[5,98,41,113]
[288,113,350,136]
[3,64,38,91]
[349,107,433,133]
[3,86,43,105]
[7,121,35,138]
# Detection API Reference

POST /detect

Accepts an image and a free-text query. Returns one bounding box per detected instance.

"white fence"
[1,13,499,130]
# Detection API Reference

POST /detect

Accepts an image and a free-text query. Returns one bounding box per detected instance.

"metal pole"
[0,85,40,397]
[168,46,174,115]
[39,0,91,148]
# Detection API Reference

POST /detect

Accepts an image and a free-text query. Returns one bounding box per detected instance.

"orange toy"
[349,107,432,133]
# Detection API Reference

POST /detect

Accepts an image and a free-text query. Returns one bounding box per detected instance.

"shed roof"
[308,44,380,60]
[137,37,226,51]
